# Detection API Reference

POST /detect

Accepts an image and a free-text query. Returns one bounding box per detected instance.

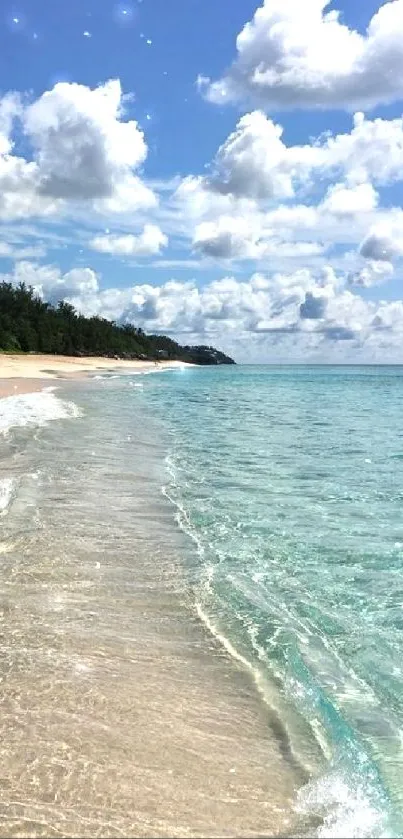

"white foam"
[0,477,16,514]
[0,390,82,435]
[297,771,393,838]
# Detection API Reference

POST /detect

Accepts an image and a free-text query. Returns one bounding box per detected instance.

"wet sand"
[0,378,47,398]
[0,379,305,838]
[0,560,304,837]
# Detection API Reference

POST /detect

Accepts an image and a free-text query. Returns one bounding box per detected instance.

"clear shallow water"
[0,377,300,837]
[2,366,403,837]
[142,365,403,838]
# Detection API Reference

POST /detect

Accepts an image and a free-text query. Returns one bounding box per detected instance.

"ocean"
[1,365,403,837]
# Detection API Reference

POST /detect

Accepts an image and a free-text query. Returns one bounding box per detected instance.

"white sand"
[0,354,192,397]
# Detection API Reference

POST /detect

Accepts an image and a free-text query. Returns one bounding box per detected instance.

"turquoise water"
[3,365,403,836]
[142,365,403,838]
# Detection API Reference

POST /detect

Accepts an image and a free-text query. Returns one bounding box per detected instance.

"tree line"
[0,282,235,365]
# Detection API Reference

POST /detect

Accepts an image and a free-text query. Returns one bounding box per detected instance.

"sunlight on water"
[2,367,403,837]
[0,375,301,838]
[146,364,403,838]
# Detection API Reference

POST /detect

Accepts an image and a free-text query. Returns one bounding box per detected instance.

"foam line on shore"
[0,389,82,435]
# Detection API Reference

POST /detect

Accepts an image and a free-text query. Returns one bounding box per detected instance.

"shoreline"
[0,375,304,837]
[0,378,48,399]
[0,353,194,399]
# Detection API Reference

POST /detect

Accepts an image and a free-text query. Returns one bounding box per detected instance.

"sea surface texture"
[145,364,403,838]
[1,365,403,837]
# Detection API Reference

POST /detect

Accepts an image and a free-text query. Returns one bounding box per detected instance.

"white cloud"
[200,0,403,111]
[206,111,318,200]
[173,175,246,222]
[321,182,378,216]
[360,222,403,262]
[25,79,149,201]
[0,152,58,222]
[94,176,155,215]
[372,300,403,330]
[346,218,403,284]
[349,261,394,287]
[5,261,99,304]
[201,111,403,203]
[193,215,266,259]
[3,75,403,280]
[89,225,168,256]
[193,214,324,261]
[0,79,156,221]
[2,64,403,342]
[171,109,403,275]
[321,112,403,186]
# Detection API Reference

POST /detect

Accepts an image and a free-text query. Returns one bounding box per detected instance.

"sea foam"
[0,477,16,514]
[297,770,395,838]
[0,389,81,435]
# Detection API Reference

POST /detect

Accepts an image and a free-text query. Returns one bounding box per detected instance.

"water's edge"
[0,378,304,837]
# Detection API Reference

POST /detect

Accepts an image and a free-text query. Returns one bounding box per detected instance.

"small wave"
[162,451,313,782]
[0,477,17,514]
[161,447,398,839]
[0,390,82,435]
[297,767,396,838]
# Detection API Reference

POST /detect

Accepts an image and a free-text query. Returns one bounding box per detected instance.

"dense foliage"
[0,282,235,365]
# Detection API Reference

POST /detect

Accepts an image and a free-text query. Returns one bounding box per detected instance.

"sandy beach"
[0,354,192,398]
[0,370,304,837]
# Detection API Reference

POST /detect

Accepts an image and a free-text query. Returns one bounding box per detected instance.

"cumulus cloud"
[25,80,147,200]
[172,110,403,271]
[4,260,403,361]
[199,111,403,205]
[321,112,403,186]
[0,91,58,221]
[0,79,156,221]
[349,261,394,287]
[346,219,403,284]
[89,225,168,257]
[192,214,324,261]
[206,111,317,201]
[7,261,99,304]
[193,215,267,259]
[321,182,378,216]
[200,0,403,111]
[359,224,403,262]
[0,156,58,222]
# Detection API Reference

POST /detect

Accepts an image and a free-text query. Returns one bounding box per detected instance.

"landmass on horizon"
[0,282,235,366]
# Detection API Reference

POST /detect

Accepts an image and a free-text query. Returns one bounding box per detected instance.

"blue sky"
[1,1,259,177]
[1,0,403,362]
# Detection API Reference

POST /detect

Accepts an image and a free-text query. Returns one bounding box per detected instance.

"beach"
[0,361,303,837]
[0,353,192,398]
[2,361,400,838]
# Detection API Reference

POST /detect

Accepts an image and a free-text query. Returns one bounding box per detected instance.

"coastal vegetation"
[0,281,235,365]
